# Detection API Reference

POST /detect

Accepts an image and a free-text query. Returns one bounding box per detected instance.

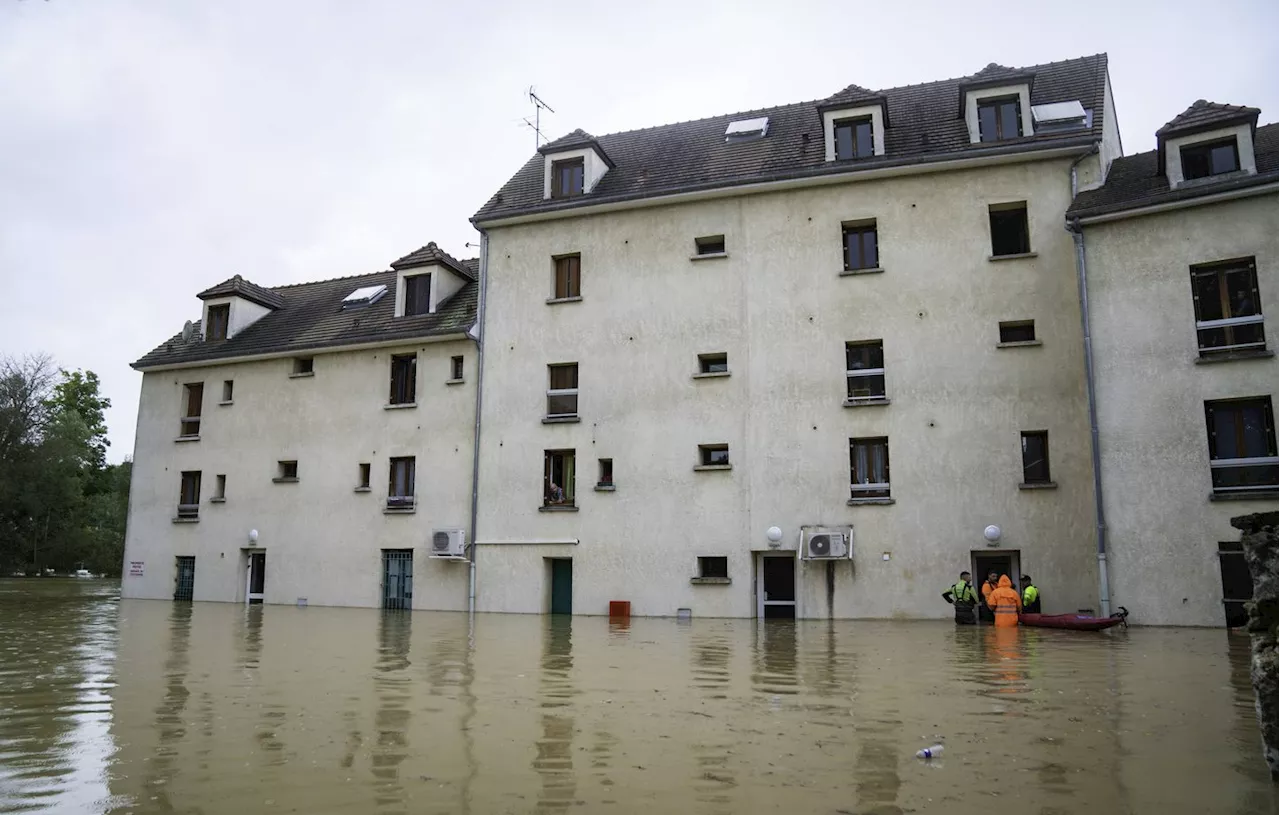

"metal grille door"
[382,550,413,610]
[174,556,195,602]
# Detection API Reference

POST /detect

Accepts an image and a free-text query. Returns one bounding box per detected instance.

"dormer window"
[978,96,1021,142]
[1181,138,1240,180]
[552,158,585,199]
[404,274,431,317]
[206,304,229,341]
[834,117,873,160]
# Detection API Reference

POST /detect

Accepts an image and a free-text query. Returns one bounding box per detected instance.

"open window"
[989,202,1030,257]
[388,457,416,509]
[1190,258,1265,356]
[205,304,230,341]
[177,471,201,519]
[389,354,417,405]
[697,444,730,468]
[544,449,576,507]
[180,383,203,437]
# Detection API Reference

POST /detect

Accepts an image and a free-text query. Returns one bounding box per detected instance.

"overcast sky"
[1,0,1275,461]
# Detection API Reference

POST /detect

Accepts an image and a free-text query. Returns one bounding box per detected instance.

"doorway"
[382,549,413,610]
[757,554,796,619]
[1218,541,1251,628]
[548,558,573,615]
[174,556,195,602]
[245,551,266,605]
[972,550,1020,621]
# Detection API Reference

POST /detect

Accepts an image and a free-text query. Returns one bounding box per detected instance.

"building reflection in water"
[142,602,193,809]
[371,610,412,812]
[689,622,737,810]
[533,615,577,811]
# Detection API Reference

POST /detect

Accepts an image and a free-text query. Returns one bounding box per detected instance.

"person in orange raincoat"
[985,574,1023,627]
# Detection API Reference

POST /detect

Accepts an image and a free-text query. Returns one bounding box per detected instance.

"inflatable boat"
[1019,606,1129,631]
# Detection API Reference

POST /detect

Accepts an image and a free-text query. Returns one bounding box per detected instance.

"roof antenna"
[522,86,556,151]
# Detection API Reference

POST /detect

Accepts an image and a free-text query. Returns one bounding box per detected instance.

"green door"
[550,559,573,615]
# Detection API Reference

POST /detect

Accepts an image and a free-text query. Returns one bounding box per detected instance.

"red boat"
[1019,606,1129,631]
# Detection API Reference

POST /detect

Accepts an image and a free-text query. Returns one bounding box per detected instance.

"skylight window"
[724,116,769,142]
[1031,101,1089,132]
[342,284,388,309]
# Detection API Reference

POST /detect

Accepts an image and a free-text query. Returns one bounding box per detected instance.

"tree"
[47,369,111,471]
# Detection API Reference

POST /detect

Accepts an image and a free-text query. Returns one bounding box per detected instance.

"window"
[1205,398,1278,494]
[547,363,579,418]
[388,457,416,508]
[178,471,201,518]
[845,341,885,401]
[834,117,874,160]
[1191,259,1265,355]
[276,460,298,481]
[292,357,314,376]
[698,353,729,374]
[850,438,890,499]
[221,380,234,403]
[450,355,464,381]
[404,273,431,317]
[206,305,230,341]
[1182,138,1240,180]
[551,158,585,198]
[695,235,726,255]
[553,255,581,300]
[978,96,1021,142]
[999,321,1037,344]
[213,474,226,500]
[544,449,576,506]
[842,221,879,271]
[698,556,729,579]
[358,462,371,489]
[597,458,613,486]
[698,444,730,467]
[180,383,203,437]
[390,354,417,405]
[989,202,1030,257]
[1021,431,1051,485]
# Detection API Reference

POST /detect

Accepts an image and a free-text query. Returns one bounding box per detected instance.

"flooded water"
[0,580,1274,815]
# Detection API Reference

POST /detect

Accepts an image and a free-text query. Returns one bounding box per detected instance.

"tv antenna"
[523,86,556,150]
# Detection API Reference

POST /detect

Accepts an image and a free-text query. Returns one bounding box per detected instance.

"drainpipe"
[466,230,490,615]
[1066,143,1111,616]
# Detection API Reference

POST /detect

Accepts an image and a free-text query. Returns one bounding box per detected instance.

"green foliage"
[0,355,128,576]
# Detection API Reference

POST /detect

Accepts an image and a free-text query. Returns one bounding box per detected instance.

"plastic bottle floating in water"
[915,744,944,759]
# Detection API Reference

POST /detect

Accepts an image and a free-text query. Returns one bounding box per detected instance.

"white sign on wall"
[128,561,144,577]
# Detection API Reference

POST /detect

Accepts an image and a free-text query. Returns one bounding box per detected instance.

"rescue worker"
[942,571,978,624]
[1020,574,1041,614]
[986,574,1022,628]
[979,571,1000,623]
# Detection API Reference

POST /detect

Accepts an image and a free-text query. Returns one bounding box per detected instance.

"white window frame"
[546,364,579,419]
[1209,457,1280,492]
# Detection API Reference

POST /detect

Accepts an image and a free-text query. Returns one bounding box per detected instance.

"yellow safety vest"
[951,581,976,604]
[1023,586,1039,605]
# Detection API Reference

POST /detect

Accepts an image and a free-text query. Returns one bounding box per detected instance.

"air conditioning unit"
[804,531,849,560]
[430,528,466,558]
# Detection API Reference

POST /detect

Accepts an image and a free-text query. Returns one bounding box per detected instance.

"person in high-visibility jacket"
[985,574,1022,627]
[1020,574,1042,614]
[941,571,978,624]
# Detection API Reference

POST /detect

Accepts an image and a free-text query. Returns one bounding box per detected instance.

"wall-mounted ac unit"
[803,530,850,560]
[430,528,466,558]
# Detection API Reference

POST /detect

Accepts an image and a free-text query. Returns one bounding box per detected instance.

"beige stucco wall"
[1082,193,1279,626]
[476,155,1099,619]
[121,339,476,609]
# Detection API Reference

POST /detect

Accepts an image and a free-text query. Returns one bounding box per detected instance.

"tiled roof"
[962,63,1036,88]
[473,54,1108,223]
[391,241,476,280]
[1156,99,1261,137]
[196,274,286,310]
[818,83,884,110]
[538,129,597,152]
[1068,123,1277,219]
[133,258,479,370]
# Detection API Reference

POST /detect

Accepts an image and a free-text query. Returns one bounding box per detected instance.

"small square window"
[698,353,728,374]
[1182,138,1240,180]
[451,355,464,381]
[213,474,226,500]
[842,221,878,271]
[833,117,874,160]
[552,158,585,198]
[221,380,234,402]
[999,321,1037,343]
[178,471,201,517]
[404,273,431,317]
[1190,258,1266,355]
[547,363,579,418]
[850,437,890,498]
[698,444,730,467]
[390,354,417,405]
[1020,431,1051,485]
[989,202,1030,257]
[695,235,726,255]
[698,556,729,579]
[358,463,371,489]
[1204,398,1278,494]
[978,96,1021,142]
[180,382,203,437]
[292,357,314,376]
[845,341,885,401]
[276,460,298,481]
[544,449,576,506]
[388,457,416,508]
[553,254,581,300]
[206,304,230,341]
[598,458,613,487]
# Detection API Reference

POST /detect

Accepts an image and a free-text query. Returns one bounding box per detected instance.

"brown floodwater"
[0,580,1274,815]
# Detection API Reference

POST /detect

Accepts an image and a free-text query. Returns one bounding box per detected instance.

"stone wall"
[1232,510,1278,780]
